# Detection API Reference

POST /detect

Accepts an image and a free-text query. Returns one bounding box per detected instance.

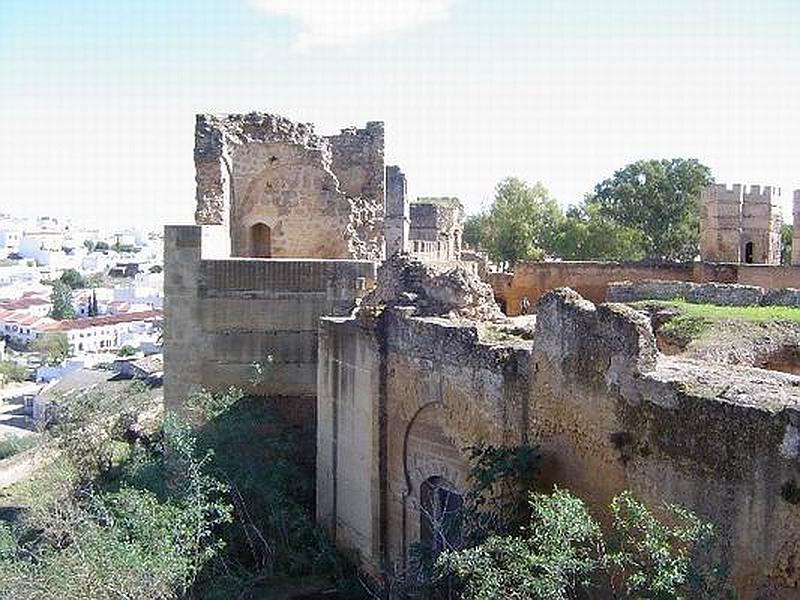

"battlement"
[743,184,781,204]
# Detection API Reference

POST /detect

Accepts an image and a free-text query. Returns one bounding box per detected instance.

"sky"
[1,0,799,229]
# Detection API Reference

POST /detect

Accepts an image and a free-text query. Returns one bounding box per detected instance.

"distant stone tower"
[384,165,409,256]
[700,183,782,264]
[793,190,800,266]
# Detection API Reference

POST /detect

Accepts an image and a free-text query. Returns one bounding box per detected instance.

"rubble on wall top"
[195,112,327,154]
[359,253,502,321]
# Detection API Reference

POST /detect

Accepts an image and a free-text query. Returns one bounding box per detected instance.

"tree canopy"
[465,159,713,264]
[49,281,76,320]
[473,177,561,267]
[590,158,713,261]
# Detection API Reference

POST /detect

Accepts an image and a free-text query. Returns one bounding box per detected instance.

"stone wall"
[194,113,384,261]
[318,288,800,596]
[490,261,696,315]
[607,279,800,307]
[491,260,800,316]
[164,224,376,410]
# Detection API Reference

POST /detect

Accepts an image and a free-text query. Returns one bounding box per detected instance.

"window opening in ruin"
[250,223,272,258]
[744,241,754,264]
[419,476,463,556]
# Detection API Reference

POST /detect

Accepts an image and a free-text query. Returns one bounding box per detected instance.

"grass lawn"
[630,300,800,345]
[630,300,800,324]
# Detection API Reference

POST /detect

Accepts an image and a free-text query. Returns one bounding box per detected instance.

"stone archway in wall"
[402,402,470,561]
[249,222,272,258]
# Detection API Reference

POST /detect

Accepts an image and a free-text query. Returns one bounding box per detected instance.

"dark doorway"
[250,223,271,258]
[419,476,463,556]
[744,241,754,264]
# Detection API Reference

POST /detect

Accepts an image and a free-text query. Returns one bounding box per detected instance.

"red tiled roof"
[0,297,51,310]
[40,310,162,332]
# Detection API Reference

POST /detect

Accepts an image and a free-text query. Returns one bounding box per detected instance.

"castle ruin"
[165,112,800,597]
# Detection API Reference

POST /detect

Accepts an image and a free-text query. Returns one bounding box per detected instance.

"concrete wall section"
[164,225,377,409]
[317,316,383,573]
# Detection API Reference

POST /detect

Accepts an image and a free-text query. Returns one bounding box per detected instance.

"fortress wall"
[164,225,376,410]
[489,261,696,315]
[318,291,800,596]
[491,260,800,315]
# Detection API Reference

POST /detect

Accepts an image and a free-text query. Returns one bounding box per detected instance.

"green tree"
[551,202,647,261]
[0,361,27,385]
[781,222,793,265]
[31,333,70,366]
[482,178,562,267]
[82,239,94,252]
[94,241,109,252]
[590,159,713,261]
[463,213,490,250]
[49,281,76,320]
[58,269,86,290]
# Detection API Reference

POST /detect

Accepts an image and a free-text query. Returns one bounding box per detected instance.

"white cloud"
[250,0,454,48]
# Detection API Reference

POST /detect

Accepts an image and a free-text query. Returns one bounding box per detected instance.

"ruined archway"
[402,402,470,563]
[249,223,271,258]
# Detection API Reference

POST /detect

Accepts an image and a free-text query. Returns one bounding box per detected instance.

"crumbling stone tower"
[384,165,409,256]
[793,190,800,266]
[194,113,385,260]
[700,183,782,264]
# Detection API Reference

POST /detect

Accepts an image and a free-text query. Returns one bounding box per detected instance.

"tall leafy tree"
[59,268,86,290]
[590,159,713,261]
[49,281,76,320]
[781,222,793,266]
[31,332,70,365]
[482,177,562,267]
[550,201,647,261]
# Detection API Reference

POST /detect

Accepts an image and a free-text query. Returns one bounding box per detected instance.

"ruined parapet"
[385,165,409,256]
[194,113,384,260]
[793,190,800,266]
[360,253,502,321]
[534,289,658,393]
[409,197,464,261]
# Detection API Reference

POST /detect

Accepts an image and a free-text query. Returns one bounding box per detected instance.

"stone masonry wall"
[491,260,800,316]
[318,288,800,596]
[607,279,800,307]
[164,224,376,411]
[194,113,384,261]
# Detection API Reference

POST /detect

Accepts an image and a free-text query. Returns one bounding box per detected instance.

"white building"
[39,310,162,354]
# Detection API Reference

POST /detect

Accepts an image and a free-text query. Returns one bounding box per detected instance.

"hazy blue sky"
[1,0,799,228]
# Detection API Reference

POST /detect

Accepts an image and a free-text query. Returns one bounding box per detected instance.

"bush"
[0,415,232,600]
[0,360,26,384]
[437,487,727,600]
[0,436,38,461]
